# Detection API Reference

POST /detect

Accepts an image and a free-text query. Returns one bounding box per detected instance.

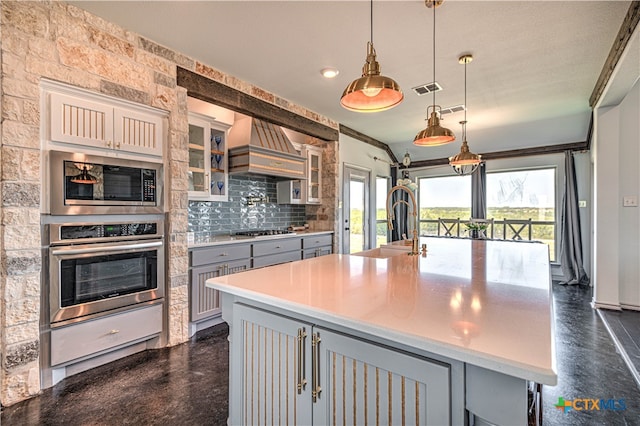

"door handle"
[297,328,307,394]
[312,332,321,403]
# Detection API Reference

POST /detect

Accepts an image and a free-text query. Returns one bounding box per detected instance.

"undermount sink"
[351,247,411,259]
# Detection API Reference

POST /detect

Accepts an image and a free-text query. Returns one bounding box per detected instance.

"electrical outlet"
[579,200,587,208]
[623,196,638,207]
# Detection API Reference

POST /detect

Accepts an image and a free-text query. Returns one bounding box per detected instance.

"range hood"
[227,116,306,180]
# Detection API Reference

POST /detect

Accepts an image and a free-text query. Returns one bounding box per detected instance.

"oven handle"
[50,241,162,256]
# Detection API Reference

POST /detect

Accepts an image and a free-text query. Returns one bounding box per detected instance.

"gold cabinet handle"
[297,328,307,394]
[312,332,321,402]
[106,141,112,147]
[116,142,121,149]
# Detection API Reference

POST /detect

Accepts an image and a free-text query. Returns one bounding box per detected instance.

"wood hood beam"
[177,67,339,142]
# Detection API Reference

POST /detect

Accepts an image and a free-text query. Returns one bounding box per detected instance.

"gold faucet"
[386,185,419,255]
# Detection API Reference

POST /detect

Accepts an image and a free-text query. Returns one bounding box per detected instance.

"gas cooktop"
[234,229,295,237]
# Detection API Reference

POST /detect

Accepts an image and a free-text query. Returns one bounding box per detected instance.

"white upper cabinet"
[113,106,164,156]
[188,113,230,202]
[46,81,166,159]
[276,143,323,205]
[305,145,322,205]
[50,92,114,150]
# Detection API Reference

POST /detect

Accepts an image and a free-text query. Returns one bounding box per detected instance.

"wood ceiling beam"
[176,67,339,142]
[408,141,588,169]
[589,1,640,107]
[339,125,399,164]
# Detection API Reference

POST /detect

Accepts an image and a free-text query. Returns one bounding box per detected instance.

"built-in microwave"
[49,151,163,215]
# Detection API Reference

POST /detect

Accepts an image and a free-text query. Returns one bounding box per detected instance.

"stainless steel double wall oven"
[45,151,165,327]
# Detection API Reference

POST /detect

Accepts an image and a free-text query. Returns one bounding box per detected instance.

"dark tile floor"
[2,284,640,425]
[543,284,640,425]
[1,325,229,426]
[600,307,640,388]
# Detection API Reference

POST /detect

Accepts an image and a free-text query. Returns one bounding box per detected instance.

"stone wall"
[0,1,338,406]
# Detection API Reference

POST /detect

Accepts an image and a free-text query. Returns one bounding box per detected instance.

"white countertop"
[207,237,557,385]
[188,230,333,248]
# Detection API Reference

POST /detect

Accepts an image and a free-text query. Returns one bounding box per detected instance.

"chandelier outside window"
[340,0,404,113]
[414,0,455,146]
[449,54,482,176]
[402,151,411,167]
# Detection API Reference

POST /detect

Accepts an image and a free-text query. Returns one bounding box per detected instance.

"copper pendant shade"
[449,54,481,176]
[414,0,455,146]
[450,130,481,175]
[414,106,456,146]
[340,1,403,113]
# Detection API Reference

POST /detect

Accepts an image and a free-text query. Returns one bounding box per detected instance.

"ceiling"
[73,1,632,163]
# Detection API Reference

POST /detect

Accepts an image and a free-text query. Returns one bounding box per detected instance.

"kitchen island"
[207,237,556,425]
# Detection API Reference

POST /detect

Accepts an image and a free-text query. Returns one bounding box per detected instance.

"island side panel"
[221,293,467,425]
[466,364,528,425]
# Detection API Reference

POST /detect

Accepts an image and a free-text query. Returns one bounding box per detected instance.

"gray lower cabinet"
[230,303,451,425]
[190,243,251,322]
[190,234,333,323]
[253,238,301,268]
[302,234,333,259]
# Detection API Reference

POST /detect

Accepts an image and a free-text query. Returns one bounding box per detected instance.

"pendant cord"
[432,3,436,109]
[464,59,467,140]
[370,0,373,44]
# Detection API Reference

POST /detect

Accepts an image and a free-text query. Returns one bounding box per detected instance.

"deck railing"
[418,218,556,260]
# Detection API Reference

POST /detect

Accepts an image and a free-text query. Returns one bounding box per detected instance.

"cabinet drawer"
[252,238,300,257]
[303,246,332,259]
[253,251,301,268]
[51,304,162,366]
[191,243,251,267]
[302,234,332,249]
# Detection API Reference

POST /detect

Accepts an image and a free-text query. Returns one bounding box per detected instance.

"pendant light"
[70,163,98,184]
[340,0,403,113]
[449,54,481,176]
[414,0,455,146]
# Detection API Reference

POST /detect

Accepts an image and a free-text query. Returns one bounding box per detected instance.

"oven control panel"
[58,222,159,241]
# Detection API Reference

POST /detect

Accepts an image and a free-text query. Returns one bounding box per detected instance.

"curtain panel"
[559,151,589,285]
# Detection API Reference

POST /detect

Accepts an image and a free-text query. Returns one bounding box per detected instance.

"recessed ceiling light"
[320,67,339,79]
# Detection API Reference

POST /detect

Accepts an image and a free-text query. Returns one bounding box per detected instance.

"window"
[376,177,390,247]
[418,175,472,236]
[486,168,556,260]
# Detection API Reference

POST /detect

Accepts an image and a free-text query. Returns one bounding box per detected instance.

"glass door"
[188,114,229,201]
[209,128,226,198]
[188,118,207,194]
[343,166,370,254]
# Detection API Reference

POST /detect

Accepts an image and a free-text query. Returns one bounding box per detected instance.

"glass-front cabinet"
[188,113,229,201]
[276,144,322,205]
[305,145,322,204]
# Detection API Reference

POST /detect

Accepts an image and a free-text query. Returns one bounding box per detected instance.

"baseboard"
[188,316,225,338]
[620,303,640,311]
[590,299,622,311]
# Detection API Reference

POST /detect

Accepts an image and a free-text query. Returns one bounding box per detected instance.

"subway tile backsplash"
[188,175,306,237]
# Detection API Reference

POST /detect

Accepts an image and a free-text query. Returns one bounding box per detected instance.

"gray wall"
[188,175,306,236]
